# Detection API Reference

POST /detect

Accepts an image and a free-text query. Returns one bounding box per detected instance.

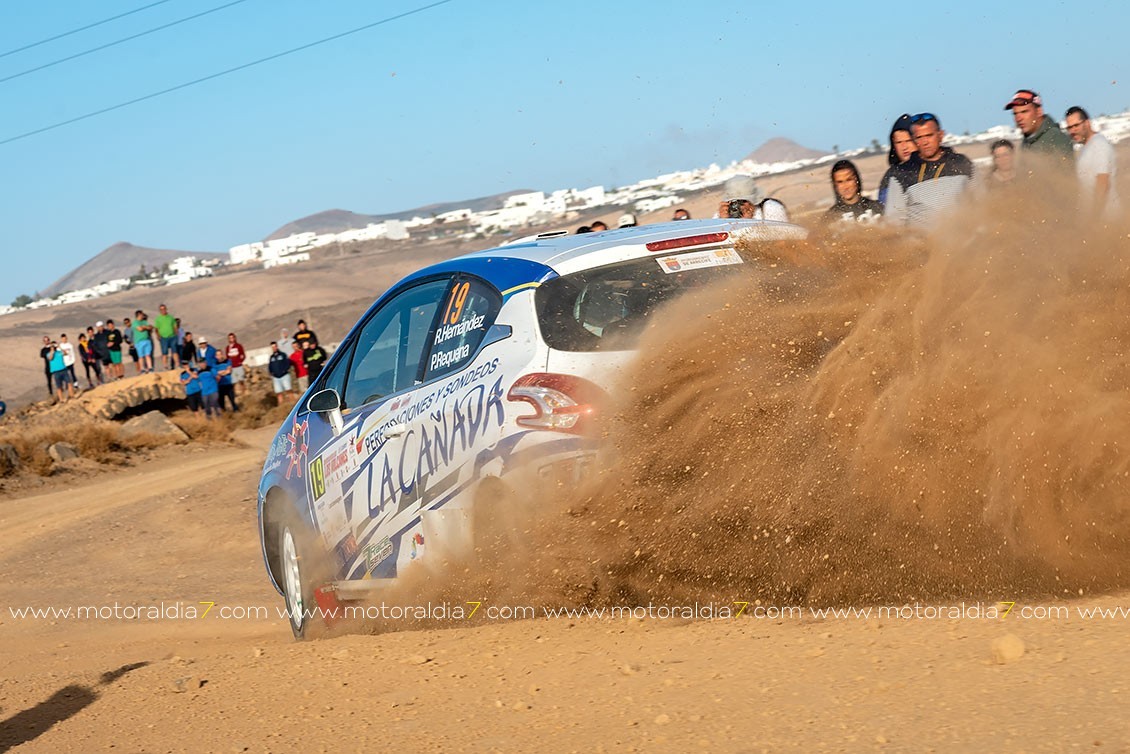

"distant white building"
[164,256,213,286]
[264,252,310,269]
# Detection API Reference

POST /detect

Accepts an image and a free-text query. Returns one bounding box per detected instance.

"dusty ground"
[1,426,1129,753]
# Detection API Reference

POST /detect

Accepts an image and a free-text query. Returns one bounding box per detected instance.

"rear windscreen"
[535,248,746,352]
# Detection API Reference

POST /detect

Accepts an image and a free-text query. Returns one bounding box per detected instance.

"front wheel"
[278,519,318,639]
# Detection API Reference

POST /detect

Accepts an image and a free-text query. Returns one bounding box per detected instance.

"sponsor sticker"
[655,248,743,274]
[365,537,394,572]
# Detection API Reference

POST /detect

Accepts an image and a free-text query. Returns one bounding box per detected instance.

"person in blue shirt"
[48,341,76,403]
[214,351,239,413]
[195,365,220,419]
[179,367,203,414]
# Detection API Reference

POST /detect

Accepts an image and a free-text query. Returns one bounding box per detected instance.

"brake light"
[507,373,604,434]
[645,232,729,252]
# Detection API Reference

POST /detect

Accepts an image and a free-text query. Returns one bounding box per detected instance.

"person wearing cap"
[878,114,918,206]
[1065,105,1121,221]
[618,213,638,228]
[823,159,884,226]
[884,112,974,228]
[1005,89,1073,165]
[196,335,218,370]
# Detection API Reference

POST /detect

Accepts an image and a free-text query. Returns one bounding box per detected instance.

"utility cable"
[0,0,179,60]
[0,0,251,85]
[0,0,454,147]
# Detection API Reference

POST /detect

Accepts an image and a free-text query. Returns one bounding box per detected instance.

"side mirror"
[308,388,341,413]
[308,388,344,436]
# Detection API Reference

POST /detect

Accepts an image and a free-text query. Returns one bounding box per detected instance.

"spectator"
[589,221,608,232]
[294,319,318,349]
[47,340,75,403]
[132,310,155,374]
[717,175,764,219]
[179,366,203,414]
[672,208,691,221]
[984,140,1017,190]
[105,319,124,380]
[1005,89,1073,168]
[289,340,309,392]
[823,159,884,225]
[226,332,247,395]
[58,333,78,385]
[268,341,295,405]
[92,321,111,376]
[39,336,53,398]
[154,304,178,370]
[180,332,198,368]
[303,339,328,384]
[196,335,218,369]
[618,213,638,228]
[884,113,974,228]
[279,328,293,355]
[575,225,592,234]
[175,318,186,350]
[878,114,917,205]
[215,351,239,413]
[122,316,139,375]
[196,363,220,419]
[78,332,103,388]
[1065,106,1121,221]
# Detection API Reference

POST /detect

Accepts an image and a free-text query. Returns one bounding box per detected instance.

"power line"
[0,0,456,147]
[0,0,179,60]
[0,0,252,86]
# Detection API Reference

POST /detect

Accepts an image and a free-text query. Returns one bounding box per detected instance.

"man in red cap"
[1004,89,1073,164]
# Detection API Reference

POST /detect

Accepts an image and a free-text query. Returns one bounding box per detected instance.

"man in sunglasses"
[883,112,974,228]
[1004,89,1073,164]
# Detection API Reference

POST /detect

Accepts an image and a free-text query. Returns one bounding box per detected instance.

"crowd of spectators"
[821,89,1120,228]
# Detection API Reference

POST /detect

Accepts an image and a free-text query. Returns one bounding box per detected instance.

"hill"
[265,189,536,240]
[39,242,226,298]
[744,137,830,164]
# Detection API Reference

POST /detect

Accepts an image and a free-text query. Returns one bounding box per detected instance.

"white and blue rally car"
[257,218,808,637]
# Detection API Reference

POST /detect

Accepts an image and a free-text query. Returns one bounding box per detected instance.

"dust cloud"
[367,183,1130,631]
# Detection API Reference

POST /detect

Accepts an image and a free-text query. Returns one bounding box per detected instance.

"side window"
[423,277,501,381]
[342,279,450,409]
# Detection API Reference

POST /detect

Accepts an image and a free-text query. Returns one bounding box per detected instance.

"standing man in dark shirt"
[302,340,328,383]
[823,159,884,226]
[884,113,974,228]
[1005,89,1073,174]
[294,319,317,350]
[105,319,124,380]
[39,336,53,398]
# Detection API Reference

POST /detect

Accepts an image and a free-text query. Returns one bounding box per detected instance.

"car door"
[302,276,453,579]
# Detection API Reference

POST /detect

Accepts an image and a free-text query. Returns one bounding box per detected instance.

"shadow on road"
[0,661,149,753]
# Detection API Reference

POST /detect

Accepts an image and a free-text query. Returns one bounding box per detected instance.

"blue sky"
[1,0,1125,305]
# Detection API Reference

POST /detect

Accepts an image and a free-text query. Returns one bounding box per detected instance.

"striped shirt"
[884,148,974,228]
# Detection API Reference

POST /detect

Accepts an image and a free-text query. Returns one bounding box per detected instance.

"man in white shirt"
[1065,106,1121,221]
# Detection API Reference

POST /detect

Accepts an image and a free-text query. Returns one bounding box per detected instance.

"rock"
[171,675,203,693]
[991,634,1025,664]
[0,444,20,476]
[120,411,189,443]
[47,442,79,462]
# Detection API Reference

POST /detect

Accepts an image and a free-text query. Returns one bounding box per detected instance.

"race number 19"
[443,282,470,325]
[309,456,326,500]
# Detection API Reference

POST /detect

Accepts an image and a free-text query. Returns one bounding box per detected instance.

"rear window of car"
[535,247,746,352]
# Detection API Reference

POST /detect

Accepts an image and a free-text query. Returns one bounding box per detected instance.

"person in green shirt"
[154,303,178,370]
[1004,89,1073,176]
[132,309,155,374]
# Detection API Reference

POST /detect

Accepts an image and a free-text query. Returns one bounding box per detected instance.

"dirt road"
[1,429,1129,753]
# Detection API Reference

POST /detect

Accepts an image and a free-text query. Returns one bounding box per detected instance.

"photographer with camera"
[716,175,790,222]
